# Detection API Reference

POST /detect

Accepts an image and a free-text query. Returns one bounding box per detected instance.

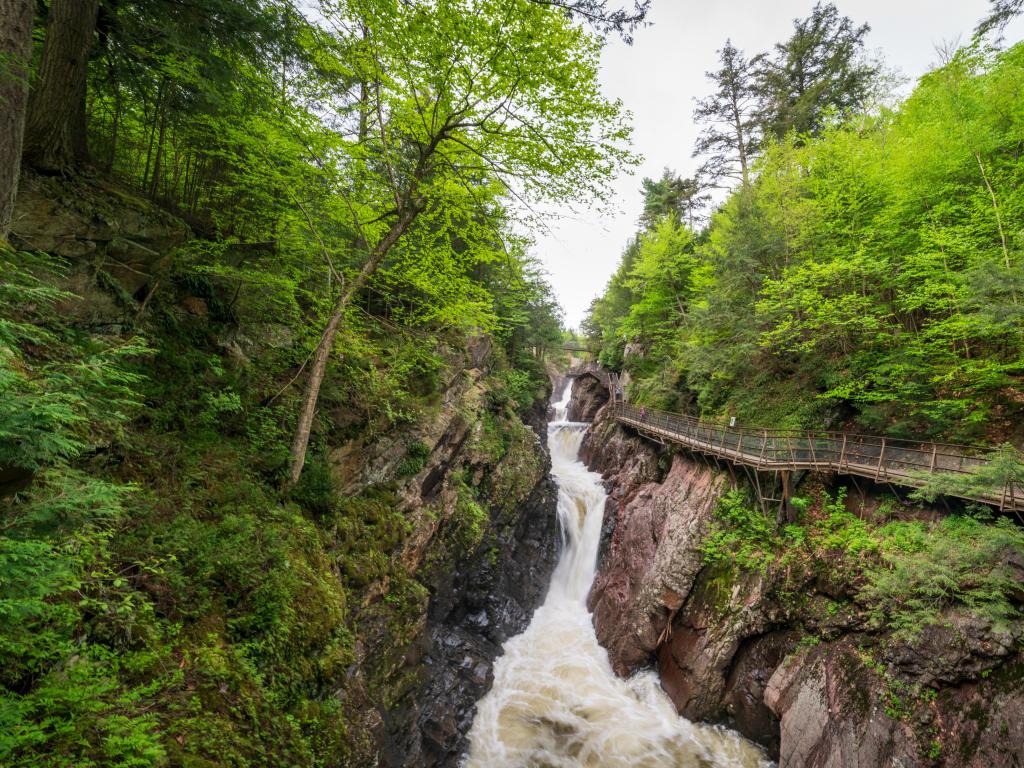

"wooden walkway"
[609,402,1024,513]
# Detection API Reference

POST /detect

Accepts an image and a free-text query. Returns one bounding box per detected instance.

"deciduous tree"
[285,0,633,484]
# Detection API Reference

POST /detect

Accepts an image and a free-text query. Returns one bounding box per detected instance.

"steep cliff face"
[377,400,561,767]
[567,369,608,422]
[575,375,1024,767]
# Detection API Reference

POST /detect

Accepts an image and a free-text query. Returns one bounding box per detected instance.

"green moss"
[455,481,490,551]
[397,440,431,477]
[694,560,739,613]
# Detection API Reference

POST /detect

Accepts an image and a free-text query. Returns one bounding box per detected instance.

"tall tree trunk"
[149,104,168,199]
[105,79,121,172]
[22,0,99,172]
[286,201,424,487]
[0,0,34,242]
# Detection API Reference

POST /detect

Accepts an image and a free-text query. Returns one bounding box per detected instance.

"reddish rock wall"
[579,397,1024,767]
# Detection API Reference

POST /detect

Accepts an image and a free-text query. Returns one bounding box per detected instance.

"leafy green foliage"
[397,441,432,479]
[863,514,1024,637]
[702,483,1024,640]
[700,489,779,571]
[1,250,166,766]
[588,41,1024,441]
[2,0,624,761]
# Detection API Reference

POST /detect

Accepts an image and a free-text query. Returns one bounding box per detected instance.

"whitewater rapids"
[463,378,772,768]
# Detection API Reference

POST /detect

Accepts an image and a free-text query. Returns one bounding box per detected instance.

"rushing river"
[463,379,772,768]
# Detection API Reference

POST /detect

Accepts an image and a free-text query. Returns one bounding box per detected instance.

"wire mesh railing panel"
[609,403,1022,511]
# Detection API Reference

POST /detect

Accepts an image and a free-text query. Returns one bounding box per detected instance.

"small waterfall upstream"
[464,378,771,768]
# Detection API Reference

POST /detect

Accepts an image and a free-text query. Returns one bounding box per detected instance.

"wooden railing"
[609,402,1024,513]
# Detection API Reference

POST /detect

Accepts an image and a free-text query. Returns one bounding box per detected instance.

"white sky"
[535,0,1024,329]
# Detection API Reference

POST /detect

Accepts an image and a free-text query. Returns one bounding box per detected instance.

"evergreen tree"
[639,169,707,229]
[693,40,760,188]
[530,0,651,42]
[22,0,100,171]
[976,0,1024,37]
[0,0,33,240]
[756,2,879,140]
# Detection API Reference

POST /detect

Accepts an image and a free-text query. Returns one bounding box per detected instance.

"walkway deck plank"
[609,403,1024,513]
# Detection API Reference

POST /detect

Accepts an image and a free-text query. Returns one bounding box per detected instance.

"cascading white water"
[464,378,772,768]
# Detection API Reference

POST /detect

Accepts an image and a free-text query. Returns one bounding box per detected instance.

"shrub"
[397,441,431,478]
[860,515,1024,638]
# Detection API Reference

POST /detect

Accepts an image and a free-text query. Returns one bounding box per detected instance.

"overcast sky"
[535,0,1024,329]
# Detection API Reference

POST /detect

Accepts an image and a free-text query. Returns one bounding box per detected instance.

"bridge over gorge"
[606,401,1024,515]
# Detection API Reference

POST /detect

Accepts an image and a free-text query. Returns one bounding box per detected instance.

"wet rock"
[722,631,798,758]
[380,403,561,768]
[579,362,1024,767]
[764,642,919,768]
[567,371,608,422]
[588,447,724,675]
[881,610,1018,686]
[656,566,782,724]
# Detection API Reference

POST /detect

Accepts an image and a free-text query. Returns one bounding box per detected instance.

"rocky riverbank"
[569,369,1024,768]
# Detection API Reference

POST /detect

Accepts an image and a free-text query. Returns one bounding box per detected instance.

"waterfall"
[463,377,772,768]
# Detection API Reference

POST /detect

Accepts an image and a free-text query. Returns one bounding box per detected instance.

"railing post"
[737,429,744,459]
[839,433,847,470]
[875,437,887,481]
[757,430,767,468]
[929,444,937,474]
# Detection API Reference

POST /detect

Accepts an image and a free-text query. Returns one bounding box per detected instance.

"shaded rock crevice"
[379,400,562,768]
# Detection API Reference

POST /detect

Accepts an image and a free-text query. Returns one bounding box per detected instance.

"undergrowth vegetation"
[702,485,1024,639]
[0,224,556,765]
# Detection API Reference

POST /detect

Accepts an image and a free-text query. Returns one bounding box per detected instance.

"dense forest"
[3,0,1024,765]
[582,2,1024,699]
[587,4,1024,446]
[0,0,644,764]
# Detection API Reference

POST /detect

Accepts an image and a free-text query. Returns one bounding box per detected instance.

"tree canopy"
[588,39,1024,442]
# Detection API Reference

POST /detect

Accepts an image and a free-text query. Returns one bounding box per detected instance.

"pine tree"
[693,40,760,188]
[756,2,878,140]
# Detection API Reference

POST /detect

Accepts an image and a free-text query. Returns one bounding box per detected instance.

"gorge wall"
[7,171,562,768]
[570,371,1024,768]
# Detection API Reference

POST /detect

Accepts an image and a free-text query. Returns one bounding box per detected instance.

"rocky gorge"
[5,170,565,767]
[6,162,1022,764]
[568,368,1024,768]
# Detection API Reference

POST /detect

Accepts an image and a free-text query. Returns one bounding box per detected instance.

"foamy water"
[463,379,772,768]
